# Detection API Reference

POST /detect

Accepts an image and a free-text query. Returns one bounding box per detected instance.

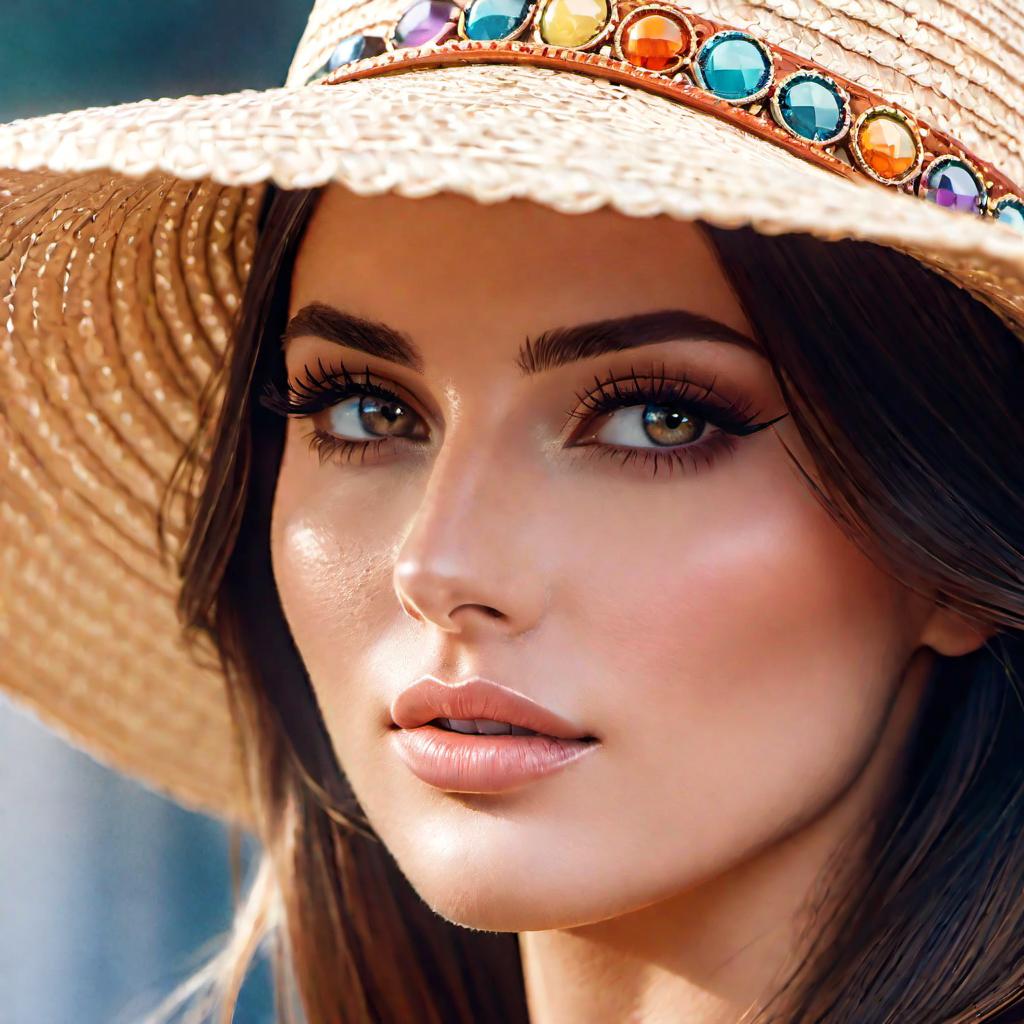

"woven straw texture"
[2,0,1024,825]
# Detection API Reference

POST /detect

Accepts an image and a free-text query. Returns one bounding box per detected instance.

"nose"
[392,442,549,639]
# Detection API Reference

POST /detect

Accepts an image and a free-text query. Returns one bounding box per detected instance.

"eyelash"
[565,365,779,477]
[258,358,786,479]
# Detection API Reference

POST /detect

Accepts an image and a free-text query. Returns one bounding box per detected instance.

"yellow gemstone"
[538,0,610,47]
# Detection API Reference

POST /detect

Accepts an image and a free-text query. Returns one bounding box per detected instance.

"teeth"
[446,717,484,733]
[434,717,539,736]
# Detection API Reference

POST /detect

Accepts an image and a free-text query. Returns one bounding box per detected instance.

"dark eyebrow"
[518,309,761,373]
[282,302,761,376]
[283,302,426,373]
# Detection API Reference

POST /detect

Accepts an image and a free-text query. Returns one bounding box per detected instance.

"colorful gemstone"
[617,11,692,72]
[306,34,388,83]
[853,109,921,183]
[463,0,533,39]
[392,0,462,48]
[537,0,610,48]
[772,72,848,144]
[919,156,987,214]
[694,31,774,103]
[993,196,1024,231]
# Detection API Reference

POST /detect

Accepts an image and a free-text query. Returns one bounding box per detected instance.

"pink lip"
[389,725,600,793]
[389,675,596,740]
[388,675,601,793]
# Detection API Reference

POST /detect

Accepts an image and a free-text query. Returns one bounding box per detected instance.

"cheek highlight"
[271,509,396,670]
[596,481,906,724]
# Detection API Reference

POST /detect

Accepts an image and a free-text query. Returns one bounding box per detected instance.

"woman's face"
[270,184,940,933]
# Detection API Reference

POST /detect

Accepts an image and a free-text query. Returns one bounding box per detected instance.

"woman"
[1,0,1022,1021]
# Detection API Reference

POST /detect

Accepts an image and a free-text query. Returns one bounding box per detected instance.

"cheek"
[263,425,930,929]
[269,449,399,693]
[565,444,916,864]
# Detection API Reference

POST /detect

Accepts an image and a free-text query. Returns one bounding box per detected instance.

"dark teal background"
[0,0,308,121]
[0,2,313,1022]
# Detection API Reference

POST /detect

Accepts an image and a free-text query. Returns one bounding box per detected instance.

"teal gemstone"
[774,73,847,142]
[995,197,1024,231]
[463,0,533,39]
[694,31,773,103]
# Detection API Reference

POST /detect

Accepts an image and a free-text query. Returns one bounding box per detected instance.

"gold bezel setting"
[692,29,775,106]
[531,0,617,51]
[991,193,1024,232]
[917,153,989,215]
[769,69,851,148]
[848,105,925,187]
[458,0,538,43]
[384,0,463,51]
[610,3,696,75]
[305,33,389,83]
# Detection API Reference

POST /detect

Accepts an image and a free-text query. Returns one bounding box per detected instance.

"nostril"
[451,603,504,620]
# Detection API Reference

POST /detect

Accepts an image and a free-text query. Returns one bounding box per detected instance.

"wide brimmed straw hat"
[3,0,1024,828]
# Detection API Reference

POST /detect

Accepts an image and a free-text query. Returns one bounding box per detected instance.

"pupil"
[642,404,701,446]
[360,396,407,435]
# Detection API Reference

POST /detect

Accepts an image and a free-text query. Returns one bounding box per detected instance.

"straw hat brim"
[3,61,1024,827]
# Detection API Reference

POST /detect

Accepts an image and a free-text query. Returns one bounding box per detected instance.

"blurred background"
[1,2,311,1021]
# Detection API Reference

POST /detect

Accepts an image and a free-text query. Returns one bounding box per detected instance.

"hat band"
[306,0,1024,230]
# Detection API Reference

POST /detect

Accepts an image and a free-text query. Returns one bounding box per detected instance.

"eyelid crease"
[261,356,430,423]
[559,362,767,440]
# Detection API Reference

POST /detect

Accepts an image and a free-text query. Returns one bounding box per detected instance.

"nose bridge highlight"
[392,437,547,635]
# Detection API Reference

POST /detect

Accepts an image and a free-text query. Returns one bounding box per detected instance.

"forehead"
[288,184,753,354]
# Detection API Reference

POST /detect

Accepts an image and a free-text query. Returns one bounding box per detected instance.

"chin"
[418,884,598,934]
[390,852,650,934]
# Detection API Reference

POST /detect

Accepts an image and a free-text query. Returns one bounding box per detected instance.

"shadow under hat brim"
[2,60,1023,827]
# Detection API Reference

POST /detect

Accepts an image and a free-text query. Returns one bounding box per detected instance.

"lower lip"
[389,724,600,793]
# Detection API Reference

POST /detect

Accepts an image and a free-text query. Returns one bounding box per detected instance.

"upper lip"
[390,676,596,741]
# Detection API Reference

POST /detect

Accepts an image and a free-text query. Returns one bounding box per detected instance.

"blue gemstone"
[306,34,387,82]
[694,31,773,103]
[921,157,986,215]
[995,197,1024,231]
[463,0,532,39]
[775,73,846,142]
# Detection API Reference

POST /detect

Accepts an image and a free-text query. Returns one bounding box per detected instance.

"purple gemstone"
[922,157,986,214]
[392,0,461,48]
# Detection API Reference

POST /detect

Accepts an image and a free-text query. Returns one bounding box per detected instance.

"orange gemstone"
[857,111,919,181]
[620,13,690,71]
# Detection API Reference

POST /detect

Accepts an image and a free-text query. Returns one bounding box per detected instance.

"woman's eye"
[318,394,426,441]
[582,403,712,449]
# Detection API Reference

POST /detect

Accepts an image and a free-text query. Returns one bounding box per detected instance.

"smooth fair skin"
[270,184,992,1024]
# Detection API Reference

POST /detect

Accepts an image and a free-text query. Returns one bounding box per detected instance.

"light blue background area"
[0,697,274,1024]
[1,1,313,1021]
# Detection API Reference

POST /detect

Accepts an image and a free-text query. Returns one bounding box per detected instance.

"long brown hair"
[148,183,1024,1024]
